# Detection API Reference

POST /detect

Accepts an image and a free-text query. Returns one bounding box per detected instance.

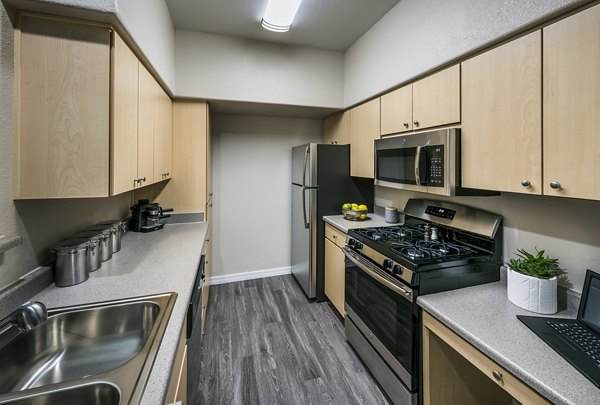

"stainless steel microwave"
[374,128,460,196]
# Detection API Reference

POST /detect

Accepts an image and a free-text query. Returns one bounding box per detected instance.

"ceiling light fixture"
[261,0,303,33]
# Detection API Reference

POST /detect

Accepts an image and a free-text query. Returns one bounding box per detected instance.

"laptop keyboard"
[548,321,600,368]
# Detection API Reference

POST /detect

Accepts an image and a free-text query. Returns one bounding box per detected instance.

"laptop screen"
[579,270,600,334]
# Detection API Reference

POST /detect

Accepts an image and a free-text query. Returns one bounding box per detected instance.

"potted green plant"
[506,248,563,314]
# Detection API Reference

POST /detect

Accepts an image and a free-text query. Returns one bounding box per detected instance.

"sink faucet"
[0,301,48,331]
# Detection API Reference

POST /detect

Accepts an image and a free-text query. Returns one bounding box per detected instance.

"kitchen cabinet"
[350,98,380,178]
[111,32,140,195]
[380,65,460,136]
[543,3,600,200]
[461,31,542,194]
[15,13,174,199]
[323,110,350,145]
[15,14,110,198]
[165,316,187,405]
[324,223,346,316]
[422,311,549,405]
[380,84,413,135]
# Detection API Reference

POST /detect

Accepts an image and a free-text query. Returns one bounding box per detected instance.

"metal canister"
[52,238,91,287]
[97,219,127,253]
[72,231,104,272]
[87,225,114,262]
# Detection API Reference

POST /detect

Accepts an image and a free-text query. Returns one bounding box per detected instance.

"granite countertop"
[323,212,399,233]
[32,222,208,405]
[417,282,599,405]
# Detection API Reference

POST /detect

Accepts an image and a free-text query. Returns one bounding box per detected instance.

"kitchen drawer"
[422,311,549,405]
[325,223,347,249]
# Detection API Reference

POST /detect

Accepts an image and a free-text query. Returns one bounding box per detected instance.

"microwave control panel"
[428,146,444,187]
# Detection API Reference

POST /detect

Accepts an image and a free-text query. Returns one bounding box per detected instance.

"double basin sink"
[0,292,177,405]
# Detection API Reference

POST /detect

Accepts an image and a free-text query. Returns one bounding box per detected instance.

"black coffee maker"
[129,199,173,232]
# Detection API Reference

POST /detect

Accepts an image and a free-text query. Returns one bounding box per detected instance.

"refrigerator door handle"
[302,146,309,188]
[302,187,310,229]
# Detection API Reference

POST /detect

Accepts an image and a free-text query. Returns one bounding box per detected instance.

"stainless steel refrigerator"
[291,143,373,300]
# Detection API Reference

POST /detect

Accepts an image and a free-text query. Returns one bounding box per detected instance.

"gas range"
[343,199,504,405]
[345,199,503,289]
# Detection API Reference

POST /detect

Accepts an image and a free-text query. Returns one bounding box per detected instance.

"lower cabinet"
[324,224,347,316]
[165,318,188,405]
[422,311,549,405]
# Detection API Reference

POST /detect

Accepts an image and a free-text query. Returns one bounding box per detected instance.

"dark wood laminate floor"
[190,275,390,405]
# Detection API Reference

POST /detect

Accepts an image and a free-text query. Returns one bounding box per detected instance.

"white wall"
[344,0,589,106]
[211,114,321,278]
[175,29,344,108]
[116,0,176,90]
[375,188,600,293]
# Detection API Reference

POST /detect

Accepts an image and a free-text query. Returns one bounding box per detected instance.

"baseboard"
[208,266,292,286]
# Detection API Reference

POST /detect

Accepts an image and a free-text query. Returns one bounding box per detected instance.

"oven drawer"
[325,223,346,249]
[422,311,550,405]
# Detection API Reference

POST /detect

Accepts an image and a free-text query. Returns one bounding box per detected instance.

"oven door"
[343,247,418,391]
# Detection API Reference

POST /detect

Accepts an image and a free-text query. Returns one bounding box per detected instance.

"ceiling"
[166,0,401,52]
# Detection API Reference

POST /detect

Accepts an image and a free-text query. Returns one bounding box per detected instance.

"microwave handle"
[414,145,422,185]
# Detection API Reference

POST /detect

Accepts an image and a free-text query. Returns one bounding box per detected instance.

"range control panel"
[427,145,444,187]
[425,205,456,220]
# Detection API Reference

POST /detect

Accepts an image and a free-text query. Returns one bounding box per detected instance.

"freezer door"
[292,144,316,187]
[291,184,315,298]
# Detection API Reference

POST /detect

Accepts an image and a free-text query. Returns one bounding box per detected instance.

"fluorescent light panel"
[262,0,303,32]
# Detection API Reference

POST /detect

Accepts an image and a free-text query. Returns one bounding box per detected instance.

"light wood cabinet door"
[461,31,542,194]
[350,98,380,178]
[16,15,110,198]
[137,63,156,187]
[423,311,549,405]
[543,4,600,200]
[413,65,460,130]
[154,86,173,182]
[111,32,139,195]
[380,84,413,135]
[323,111,350,145]
[324,235,346,317]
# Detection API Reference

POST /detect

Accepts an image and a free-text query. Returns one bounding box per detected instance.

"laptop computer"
[518,269,600,388]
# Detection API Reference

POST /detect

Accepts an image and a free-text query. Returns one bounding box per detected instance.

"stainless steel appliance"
[291,143,373,300]
[374,128,494,196]
[129,199,173,233]
[344,199,503,404]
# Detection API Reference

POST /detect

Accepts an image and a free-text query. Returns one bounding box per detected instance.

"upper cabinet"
[15,13,173,199]
[111,32,139,195]
[380,65,460,136]
[16,15,110,198]
[461,31,542,194]
[323,111,350,145]
[350,98,380,178]
[543,4,600,200]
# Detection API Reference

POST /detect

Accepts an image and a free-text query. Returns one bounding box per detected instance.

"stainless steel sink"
[0,293,177,405]
[0,383,120,405]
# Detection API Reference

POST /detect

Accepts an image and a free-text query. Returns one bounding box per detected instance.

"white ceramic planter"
[507,268,558,314]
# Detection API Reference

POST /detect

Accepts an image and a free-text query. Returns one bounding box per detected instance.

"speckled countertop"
[418,282,599,405]
[323,212,399,233]
[32,222,208,405]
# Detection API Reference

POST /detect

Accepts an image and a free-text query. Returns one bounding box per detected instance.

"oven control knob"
[383,259,393,270]
[392,265,403,275]
[348,239,356,248]
[355,241,363,250]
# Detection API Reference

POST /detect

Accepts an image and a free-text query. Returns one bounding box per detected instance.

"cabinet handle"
[492,370,503,382]
[208,203,213,207]
[141,177,146,183]
[550,181,562,190]
[520,179,531,188]
[413,120,419,127]
[166,172,170,176]
[403,122,409,128]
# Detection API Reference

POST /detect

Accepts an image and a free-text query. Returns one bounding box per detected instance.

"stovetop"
[347,217,492,270]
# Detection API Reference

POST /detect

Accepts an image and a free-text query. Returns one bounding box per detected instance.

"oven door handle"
[343,247,413,302]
